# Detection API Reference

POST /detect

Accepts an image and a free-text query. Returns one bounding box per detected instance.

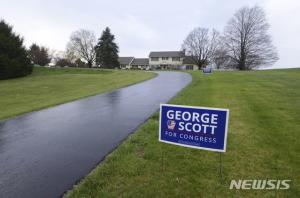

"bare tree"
[66,29,96,68]
[182,28,219,69]
[224,6,278,70]
[213,46,230,69]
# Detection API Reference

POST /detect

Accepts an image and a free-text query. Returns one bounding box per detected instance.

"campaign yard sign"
[159,104,229,152]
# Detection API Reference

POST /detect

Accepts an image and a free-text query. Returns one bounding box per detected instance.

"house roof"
[149,51,184,58]
[118,57,134,65]
[183,56,197,65]
[131,58,149,65]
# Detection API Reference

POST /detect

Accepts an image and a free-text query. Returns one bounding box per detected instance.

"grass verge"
[65,68,300,197]
[0,67,155,120]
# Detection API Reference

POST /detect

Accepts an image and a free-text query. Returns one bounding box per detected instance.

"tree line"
[64,27,119,68]
[182,6,278,70]
[0,18,120,80]
[28,27,119,69]
[0,5,278,80]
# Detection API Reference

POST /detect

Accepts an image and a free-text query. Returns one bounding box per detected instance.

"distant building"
[149,51,185,69]
[118,50,199,70]
[119,57,134,69]
[131,58,149,70]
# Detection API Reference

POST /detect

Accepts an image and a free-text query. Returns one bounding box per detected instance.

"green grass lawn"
[0,67,155,120]
[65,68,300,198]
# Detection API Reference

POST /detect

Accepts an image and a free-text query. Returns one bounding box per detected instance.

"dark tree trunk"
[197,59,209,70]
[197,63,204,70]
[88,61,92,68]
[239,45,246,70]
[238,59,246,70]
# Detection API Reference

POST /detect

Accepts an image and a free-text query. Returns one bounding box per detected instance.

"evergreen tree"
[0,20,32,79]
[28,43,51,66]
[95,27,119,68]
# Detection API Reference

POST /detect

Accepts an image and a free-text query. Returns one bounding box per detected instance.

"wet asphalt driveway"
[0,71,191,198]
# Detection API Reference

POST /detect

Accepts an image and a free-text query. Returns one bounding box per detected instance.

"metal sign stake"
[161,146,165,172]
[219,153,223,182]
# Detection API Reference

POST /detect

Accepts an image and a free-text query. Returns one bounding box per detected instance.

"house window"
[151,57,159,61]
[162,57,169,60]
[186,65,193,70]
[172,57,180,61]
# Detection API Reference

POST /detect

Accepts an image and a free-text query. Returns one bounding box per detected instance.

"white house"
[149,51,185,69]
[119,50,198,70]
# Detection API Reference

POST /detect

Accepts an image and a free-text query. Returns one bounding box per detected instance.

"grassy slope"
[65,69,300,198]
[0,67,155,120]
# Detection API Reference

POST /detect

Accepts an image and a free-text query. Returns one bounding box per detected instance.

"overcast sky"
[1,0,299,68]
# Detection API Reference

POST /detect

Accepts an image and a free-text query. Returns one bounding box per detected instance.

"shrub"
[0,20,33,80]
